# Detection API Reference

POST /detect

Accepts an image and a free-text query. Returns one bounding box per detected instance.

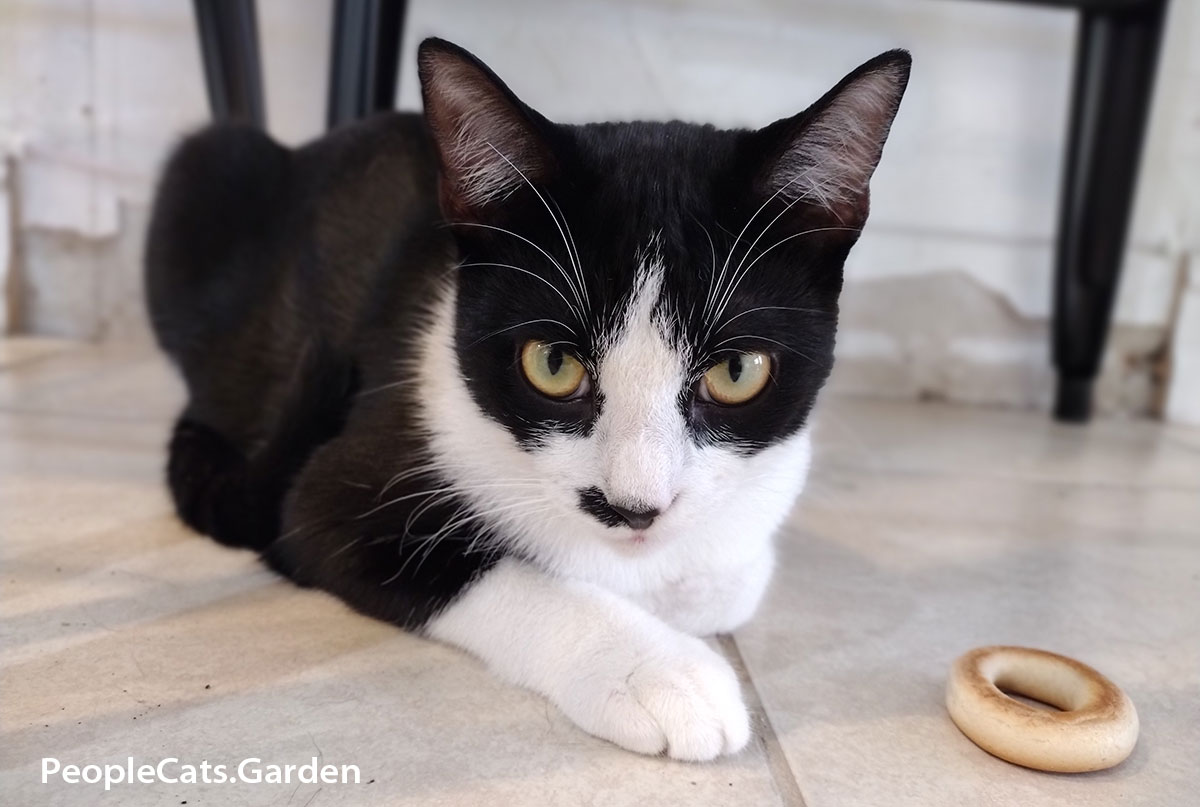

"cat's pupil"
[547,346,563,375]
[728,354,743,383]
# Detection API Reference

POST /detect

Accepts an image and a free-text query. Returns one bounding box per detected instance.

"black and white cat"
[146,38,909,761]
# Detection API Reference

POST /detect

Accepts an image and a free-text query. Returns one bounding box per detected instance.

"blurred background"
[0,0,1197,422]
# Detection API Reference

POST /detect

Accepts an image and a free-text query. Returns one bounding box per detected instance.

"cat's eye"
[520,340,588,399]
[700,352,771,405]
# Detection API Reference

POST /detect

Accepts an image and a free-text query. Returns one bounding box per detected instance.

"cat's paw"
[563,636,751,761]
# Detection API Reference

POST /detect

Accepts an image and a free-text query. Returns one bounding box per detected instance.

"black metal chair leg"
[1052,0,1167,422]
[326,0,408,130]
[192,0,266,126]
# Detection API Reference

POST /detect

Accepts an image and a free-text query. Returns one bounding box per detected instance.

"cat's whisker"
[706,304,836,346]
[377,461,447,496]
[403,490,460,537]
[719,167,823,302]
[707,225,861,335]
[714,305,830,331]
[706,195,808,341]
[419,502,552,572]
[545,193,588,312]
[450,222,586,325]
[704,170,810,322]
[686,212,719,337]
[326,536,362,560]
[398,478,543,535]
[395,498,549,581]
[357,379,408,398]
[360,480,542,520]
[466,318,575,348]
[378,460,543,499]
[700,220,718,317]
[483,142,590,316]
[710,333,821,368]
[456,260,584,327]
[385,505,471,583]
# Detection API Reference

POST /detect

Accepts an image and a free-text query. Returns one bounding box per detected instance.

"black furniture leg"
[1052,0,1167,422]
[192,0,266,126]
[326,0,408,130]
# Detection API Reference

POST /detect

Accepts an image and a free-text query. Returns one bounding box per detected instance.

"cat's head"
[416,38,909,558]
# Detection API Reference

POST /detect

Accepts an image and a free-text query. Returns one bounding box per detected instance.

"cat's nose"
[607,502,660,530]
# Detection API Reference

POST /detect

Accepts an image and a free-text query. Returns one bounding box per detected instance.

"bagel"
[946,646,1138,772]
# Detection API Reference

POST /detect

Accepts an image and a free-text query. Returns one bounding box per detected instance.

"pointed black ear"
[756,50,910,227]
[418,38,557,221]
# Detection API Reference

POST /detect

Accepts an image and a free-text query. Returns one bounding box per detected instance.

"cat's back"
[286,112,446,342]
[145,112,446,448]
[292,111,440,234]
[146,111,443,350]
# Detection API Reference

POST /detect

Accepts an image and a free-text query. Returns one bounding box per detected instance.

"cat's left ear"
[418,38,559,222]
[753,50,911,229]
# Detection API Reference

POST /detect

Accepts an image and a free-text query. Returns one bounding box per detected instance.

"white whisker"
[457,261,585,325]
[484,142,590,316]
[710,333,821,367]
[712,304,830,333]
[359,480,541,520]
[466,317,576,347]
[450,221,586,325]
[704,170,810,321]
[708,226,860,334]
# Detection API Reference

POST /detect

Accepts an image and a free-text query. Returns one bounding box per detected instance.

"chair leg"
[192,0,266,126]
[1052,1,1168,422]
[326,0,408,130]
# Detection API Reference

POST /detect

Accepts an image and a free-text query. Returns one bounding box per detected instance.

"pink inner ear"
[422,55,547,213]
[767,62,907,218]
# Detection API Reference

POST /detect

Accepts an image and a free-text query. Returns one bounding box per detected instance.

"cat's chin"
[602,527,661,554]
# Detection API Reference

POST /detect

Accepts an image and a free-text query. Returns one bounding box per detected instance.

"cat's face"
[417,39,908,554]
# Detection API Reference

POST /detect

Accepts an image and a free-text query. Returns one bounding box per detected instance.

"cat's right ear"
[418,38,558,222]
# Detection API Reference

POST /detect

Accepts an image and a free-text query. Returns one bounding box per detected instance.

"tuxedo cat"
[146,38,909,761]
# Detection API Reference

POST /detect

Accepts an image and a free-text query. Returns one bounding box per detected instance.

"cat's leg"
[167,413,269,548]
[266,415,748,759]
[427,558,751,761]
[166,346,358,550]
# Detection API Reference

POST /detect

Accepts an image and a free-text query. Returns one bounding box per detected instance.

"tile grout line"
[717,634,808,807]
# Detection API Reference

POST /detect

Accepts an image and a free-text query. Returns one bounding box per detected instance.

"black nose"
[577,488,662,530]
[608,502,659,530]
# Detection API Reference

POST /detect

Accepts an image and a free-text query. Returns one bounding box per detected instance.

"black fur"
[147,38,909,630]
[578,487,628,529]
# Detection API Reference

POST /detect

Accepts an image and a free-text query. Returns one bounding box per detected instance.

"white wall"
[1,0,1196,419]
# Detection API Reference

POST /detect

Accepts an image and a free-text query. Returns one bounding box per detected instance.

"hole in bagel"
[996,687,1064,712]
[988,659,1091,712]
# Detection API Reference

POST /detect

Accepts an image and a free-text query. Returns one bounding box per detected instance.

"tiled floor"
[1,338,1197,806]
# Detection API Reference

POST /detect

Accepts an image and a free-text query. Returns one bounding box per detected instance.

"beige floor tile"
[0,343,184,422]
[735,406,1200,807]
[811,397,1200,490]
[0,337,81,370]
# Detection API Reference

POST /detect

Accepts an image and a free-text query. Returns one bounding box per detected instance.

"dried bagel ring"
[946,646,1138,773]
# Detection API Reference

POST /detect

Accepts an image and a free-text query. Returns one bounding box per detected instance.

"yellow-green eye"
[520,340,588,399]
[701,352,771,405]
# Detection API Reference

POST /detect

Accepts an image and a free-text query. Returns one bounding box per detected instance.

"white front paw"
[560,635,751,762]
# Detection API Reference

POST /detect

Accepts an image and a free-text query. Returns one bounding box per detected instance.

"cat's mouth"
[576,487,675,545]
